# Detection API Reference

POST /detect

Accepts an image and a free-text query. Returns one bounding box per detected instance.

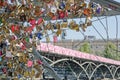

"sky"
[65,15,120,40]
[114,0,120,2]
[41,0,120,42]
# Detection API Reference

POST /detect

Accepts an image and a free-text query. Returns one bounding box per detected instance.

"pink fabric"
[37,43,120,66]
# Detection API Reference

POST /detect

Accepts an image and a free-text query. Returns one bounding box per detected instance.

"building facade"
[52,39,120,54]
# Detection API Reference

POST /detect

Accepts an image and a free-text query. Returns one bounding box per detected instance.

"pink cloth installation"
[37,43,120,66]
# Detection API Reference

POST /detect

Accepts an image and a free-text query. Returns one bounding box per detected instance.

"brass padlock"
[67,0,74,4]
[47,12,54,18]
[13,78,18,80]
[56,29,62,36]
[46,36,50,42]
[7,62,13,68]
[34,65,41,71]
[44,0,51,3]
[73,24,79,31]
[61,22,68,28]
[46,23,51,30]
[35,72,42,78]
[30,69,35,76]
[34,6,42,16]
[65,2,71,10]
[69,20,75,29]
[81,23,87,32]
[56,23,61,29]
[24,71,29,77]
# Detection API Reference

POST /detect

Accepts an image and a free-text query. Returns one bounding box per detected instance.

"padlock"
[35,72,42,78]
[27,60,33,67]
[13,71,18,77]
[37,60,43,65]
[81,23,87,32]
[80,1,86,8]
[37,18,44,25]
[24,71,29,77]
[30,69,35,76]
[74,24,79,31]
[67,0,74,4]
[34,6,42,16]
[44,0,51,3]
[51,6,57,14]
[59,2,65,10]
[47,12,54,18]
[83,8,91,17]
[65,2,71,11]
[2,68,7,74]
[56,29,62,36]
[85,17,92,26]
[13,78,19,80]
[46,36,50,42]
[69,20,75,29]
[56,23,61,29]
[23,56,28,63]
[58,10,66,19]
[17,52,24,57]
[61,22,68,28]
[46,22,52,30]
[36,32,43,40]
[34,64,41,71]
[20,13,26,21]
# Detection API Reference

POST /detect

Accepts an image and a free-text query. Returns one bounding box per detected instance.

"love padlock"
[20,13,26,22]
[56,29,62,36]
[27,60,33,67]
[2,68,7,74]
[0,50,2,56]
[36,32,43,40]
[58,10,67,19]
[59,2,65,10]
[51,6,57,14]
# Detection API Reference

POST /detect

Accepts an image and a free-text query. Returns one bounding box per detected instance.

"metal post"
[32,47,62,80]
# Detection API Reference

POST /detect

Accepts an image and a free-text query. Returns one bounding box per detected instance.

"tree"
[104,42,117,60]
[79,42,91,53]
[95,51,105,57]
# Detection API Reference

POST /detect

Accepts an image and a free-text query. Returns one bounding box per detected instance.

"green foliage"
[95,51,105,57]
[104,42,117,60]
[78,41,120,60]
[79,42,91,53]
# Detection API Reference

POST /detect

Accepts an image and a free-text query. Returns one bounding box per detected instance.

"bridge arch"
[78,61,97,79]
[114,67,120,79]
[43,56,53,63]
[50,58,89,79]
[90,64,114,79]
[81,62,97,67]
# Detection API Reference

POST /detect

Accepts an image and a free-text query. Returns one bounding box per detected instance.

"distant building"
[52,39,120,54]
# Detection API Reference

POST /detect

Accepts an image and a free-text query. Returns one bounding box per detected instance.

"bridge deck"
[37,43,120,66]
